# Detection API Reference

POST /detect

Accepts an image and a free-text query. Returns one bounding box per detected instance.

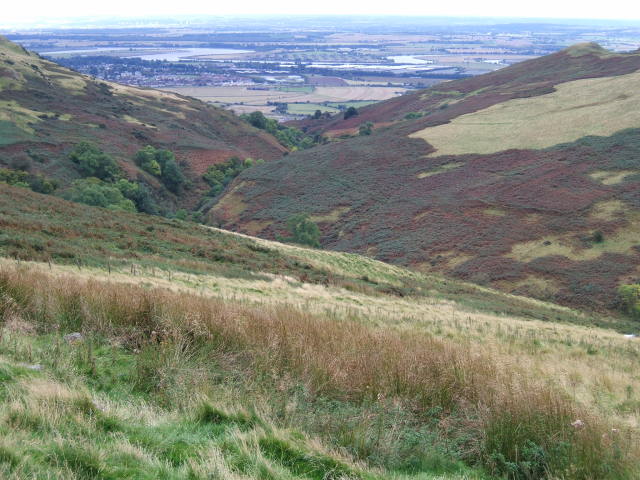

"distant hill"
[210,43,640,313]
[0,36,285,211]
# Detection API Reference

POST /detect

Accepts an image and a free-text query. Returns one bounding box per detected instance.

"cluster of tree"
[312,109,333,120]
[134,145,186,193]
[241,111,319,151]
[69,142,121,182]
[281,213,321,248]
[343,106,358,120]
[67,142,158,214]
[619,284,640,319]
[63,178,136,212]
[202,156,263,197]
[0,168,58,194]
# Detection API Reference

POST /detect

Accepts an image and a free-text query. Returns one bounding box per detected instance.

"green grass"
[275,86,315,93]
[286,103,340,115]
[1,261,638,480]
[0,319,484,479]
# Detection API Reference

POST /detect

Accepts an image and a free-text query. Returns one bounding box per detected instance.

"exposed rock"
[63,332,83,343]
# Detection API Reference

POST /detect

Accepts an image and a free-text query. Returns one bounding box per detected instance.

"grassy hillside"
[1,187,640,478]
[293,43,640,137]
[0,36,285,212]
[2,184,631,331]
[211,44,640,314]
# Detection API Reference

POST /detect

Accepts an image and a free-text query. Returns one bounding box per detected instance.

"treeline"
[241,111,324,150]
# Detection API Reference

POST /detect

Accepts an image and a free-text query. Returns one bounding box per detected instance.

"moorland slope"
[0,36,285,210]
[1,185,640,479]
[211,43,640,313]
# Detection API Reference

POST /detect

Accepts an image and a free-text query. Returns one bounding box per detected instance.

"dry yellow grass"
[1,262,638,477]
[410,70,640,156]
[507,209,640,262]
[0,100,50,135]
[589,170,638,185]
[122,114,157,128]
[309,206,351,223]
[2,254,639,434]
[416,161,465,178]
[50,73,87,93]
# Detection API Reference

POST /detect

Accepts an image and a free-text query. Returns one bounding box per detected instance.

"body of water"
[43,47,252,61]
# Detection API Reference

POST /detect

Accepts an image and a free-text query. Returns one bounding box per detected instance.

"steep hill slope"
[1,185,640,478]
[0,36,285,210]
[210,43,640,313]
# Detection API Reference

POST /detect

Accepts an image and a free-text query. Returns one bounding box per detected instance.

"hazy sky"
[4,0,640,26]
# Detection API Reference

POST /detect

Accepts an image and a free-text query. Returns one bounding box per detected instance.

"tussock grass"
[1,265,638,479]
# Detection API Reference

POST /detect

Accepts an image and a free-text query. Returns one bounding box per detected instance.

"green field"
[325,100,378,109]
[286,100,379,116]
[286,103,340,115]
[275,86,315,93]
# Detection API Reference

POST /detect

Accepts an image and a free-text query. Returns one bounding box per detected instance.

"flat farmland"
[165,85,407,106]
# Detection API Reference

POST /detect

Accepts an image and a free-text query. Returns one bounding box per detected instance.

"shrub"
[202,156,261,197]
[618,284,640,319]
[0,167,58,194]
[285,214,321,248]
[359,122,373,136]
[344,106,358,120]
[69,142,121,182]
[134,146,185,193]
[61,178,136,212]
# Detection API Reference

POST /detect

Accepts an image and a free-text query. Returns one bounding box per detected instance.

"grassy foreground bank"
[1,264,638,479]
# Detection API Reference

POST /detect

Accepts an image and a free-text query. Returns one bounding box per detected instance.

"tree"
[246,111,268,130]
[241,112,317,150]
[619,284,640,319]
[344,106,358,120]
[69,142,121,182]
[115,178,158,214]
[313,109,322,119]
[159,154,186,193]
[134,146,185,193]
[286,213,321,248]
[202,156,257,197]
[134,146,161,176]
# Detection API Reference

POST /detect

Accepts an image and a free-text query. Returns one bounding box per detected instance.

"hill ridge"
[0,36,286,211]
[213,45,640,314]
